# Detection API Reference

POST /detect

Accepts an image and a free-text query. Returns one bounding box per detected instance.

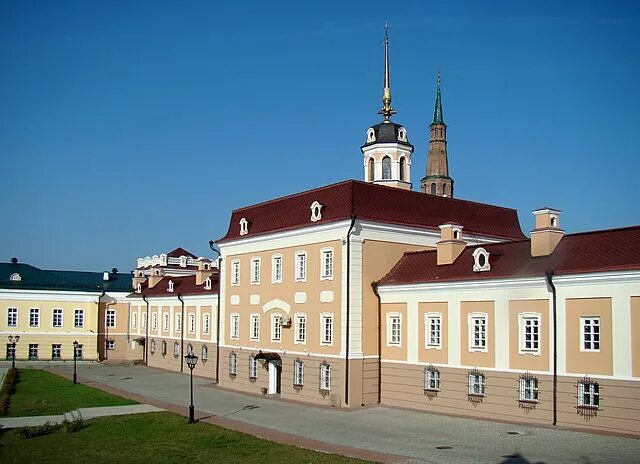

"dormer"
[196,258,214,286]
[168,280,174,292]
[472,248,491,272]
[436,223,466,265]
[204,276,212,290]
[179,256,187,268]
[310,201,323,222]
[148,268,163,288]
[240,218,249,236]
[160,253,168,266]
[132,270,146,290]
[10,273,21,282]
[136,283,142,293]
[530,208,564,257]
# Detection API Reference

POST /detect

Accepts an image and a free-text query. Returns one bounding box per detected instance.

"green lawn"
[0,411,374,464]
[5,369,137,416]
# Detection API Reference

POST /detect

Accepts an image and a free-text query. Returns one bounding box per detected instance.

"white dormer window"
[310,201,323,222]
[152,255,160,266]
[472,248,491,272]
[137,258,144,268]
[239,218,249,236]
[204,276,212,290]
[160,254,168,266]
[136,283,142,293]
[10,273,21,282]
[179,256,187,268]
[168,280,174,292]
[398,126,407,142]
[367,127,376,143]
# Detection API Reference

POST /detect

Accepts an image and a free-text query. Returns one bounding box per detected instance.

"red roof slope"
[379,226,640,286]
[166,247,197,258]
[131,273,219,298]
[219,180,525,242]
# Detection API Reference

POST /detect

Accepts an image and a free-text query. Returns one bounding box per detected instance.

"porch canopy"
[254,351,281,361]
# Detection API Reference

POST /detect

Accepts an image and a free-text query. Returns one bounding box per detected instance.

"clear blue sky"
[1,0,639,272]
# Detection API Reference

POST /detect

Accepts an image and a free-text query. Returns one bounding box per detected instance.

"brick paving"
[8,361,638,464]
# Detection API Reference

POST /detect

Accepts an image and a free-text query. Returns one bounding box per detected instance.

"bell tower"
[421,74,454,197]
[361,25,414,190]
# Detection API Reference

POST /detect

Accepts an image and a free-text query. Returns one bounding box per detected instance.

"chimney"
[530,208,564,257]
[148,269,163,288]
[196,259,214,286]
[436,223,466,265]
[131,270,146,290]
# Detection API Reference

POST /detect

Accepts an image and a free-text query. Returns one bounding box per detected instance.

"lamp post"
[72,340,79,384]
[184,349,199,423]
[8,335,20,369]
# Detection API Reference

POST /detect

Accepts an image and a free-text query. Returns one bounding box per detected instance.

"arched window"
[442,184,447,196]
[399,157,406,181]
[431,183,436,195]
[368,158,374,182]
[382,156,392,180]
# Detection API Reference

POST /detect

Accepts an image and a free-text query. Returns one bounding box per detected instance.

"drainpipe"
[371,281,382,404]
[209,241,222,384]
[98,289,106,361]
[345,216,356,406]
[545,270,558,426]
[143,295,149,365]
[178,293,185,373]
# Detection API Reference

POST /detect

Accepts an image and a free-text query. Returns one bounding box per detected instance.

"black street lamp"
[184,349,199,423]
[8,335,20,369]
[72,340,79,384]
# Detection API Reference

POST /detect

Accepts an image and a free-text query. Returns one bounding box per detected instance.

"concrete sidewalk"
[0,404,164,429]
[23,362,640,464]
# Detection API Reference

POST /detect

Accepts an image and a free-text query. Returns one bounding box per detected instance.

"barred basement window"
[424,366,440,392]
[577,378,600,409]
[518,374,539,403]
[229,352,238,376]
[248,355,257,379]
[201,345,208,361]
[319,362,331,391]
[468,369,486,397]
[293,360,304,387]
[150,339,156,354]
[173,342,180,358]
[161,340,167,356]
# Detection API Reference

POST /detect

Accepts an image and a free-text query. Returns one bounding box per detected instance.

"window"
[430,183,436,195]
[175,314,182,333]
[251,257,261,284]
[6,344,15,360]
[295,314,306,344]
[453,228,460,240]
[468,372,486,396]
[141,312,147,330]
[203,314,210,334]
[229,352,238,376]
[202,345,208,361]
[442,184,447,196]
[382,156,391,179]
[75,344,83,359]
[163,312,169,332]
[52,344,61,360]
[74,309,84,328]
[424,367,440,392]
[425,313,441,349]
[519,375,539,402]
[168,280,174,292]
[295,251,307,282]
[398,126,407,141]
[248,355,257,379]
[321,248,333,280]
[150,339,156,354]
[230,313,240,339]
[368,157,374,181]
[519,314,540,354]
[10,272,21,281]
[204,276,212,290]
[179,256,187,267]
[106,340,116,350]
[469,314,487,351]
[387,313,401,346]
[231,260,240,286]
[250,314,260,341]
[136,283,142,293]
[321,313,333,345]
[239,218,248,236]
[293,360,304,386]
[131,312,137,329]
[578,380,599,408]
[310,200,323,222]
[26,344,36,360]
[581,317,600,351]
[106,309,116,328]
[189,314,195,333]
[30,308,39,327]
[272,255,283,283]
[399,156,406,181]
[271,314,282,342]
[173,342,180,358]
[161,340,167,356]
[319,363,331,391]
[187,343,193,354]
[152,312,158,331]
[472,248,491,272]
[367,127,376,143]
[7,307,17,327]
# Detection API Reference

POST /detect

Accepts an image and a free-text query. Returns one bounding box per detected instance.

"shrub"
[16,421,59,439]
[0,367,17,416]
[61,417,85,433]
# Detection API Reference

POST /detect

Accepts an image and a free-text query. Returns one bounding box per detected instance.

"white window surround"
[202,344,208,360]
[366,127,376,143]
[294,313,306,344]
[189,314,196,333]
[52,308,63,328]
[320,247,334,280]
[106,309,116,328]
[452,227,461,240]
[249,355,257,379]
[10,273,21,282]
[295,251,307,282]
[239,218,249,236]
[387,313,402,347]
[231,260,240,286]
[293,359,304,386]
[250,313,260,341]
[175,313,182,333]
[168,280,174,292]
[310,201,323,222]
[163,312,169,332]
[320,313,333,346]
[7,307,17,327]
[472,248,491,272]
[424,367,440,391]
[74,309,84,328]
[271,313,282,342]
[468,372,486,396]
[136,283,142,293]
[30,308,40,327]
[230,313,240,340]
[468,312,488,352]
[550,214,559,228]
[398,126,407,142]
[203,314,210,334]
[152,312,158,331]
[204,276,212,290]
[229,352,238,375]
[320,363,331,391]
[271,254,283,284]
[250,257,261,285]
[131,312,138,329]
[580,317,601,352]
[424,312,442,350]
[518,313,541,355]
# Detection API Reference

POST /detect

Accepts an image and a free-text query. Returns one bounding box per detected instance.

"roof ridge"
[563,224,640,238]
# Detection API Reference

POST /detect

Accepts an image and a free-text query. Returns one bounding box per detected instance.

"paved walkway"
[12,362,639,464]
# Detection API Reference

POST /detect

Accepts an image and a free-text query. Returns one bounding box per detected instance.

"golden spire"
[378,23,396,122]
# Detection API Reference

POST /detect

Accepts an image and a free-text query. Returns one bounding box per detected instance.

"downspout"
[98,289,105,361]
[545,270,558,426]
[345,216,356,406]
[215,257,222,384]
[371,281,382,404]
[143,295,149,365]
[178,293,185,373]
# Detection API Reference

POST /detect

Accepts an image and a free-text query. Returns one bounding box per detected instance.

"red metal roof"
[166,247,198,259]
[378,226,640,286]
[130,272,219,298]
[218,180,525,242]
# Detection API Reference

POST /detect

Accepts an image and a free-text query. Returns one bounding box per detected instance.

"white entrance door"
[268,361,277,394]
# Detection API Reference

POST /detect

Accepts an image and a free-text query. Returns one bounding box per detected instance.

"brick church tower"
[421,75,454,197]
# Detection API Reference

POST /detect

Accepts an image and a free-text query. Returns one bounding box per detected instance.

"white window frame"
[250,313,260,341]
[320,248,334,280]
[74,309,84,328]
[519,313,541,355]
[229,352,238,376]
[581,317,601,352]
[424,367,440,392]
[468,372,486,396]
[173,341,180,358]
[231,260,240,286]
[152,312,158,331]
[131,311,137,329]
[310,200,323,222]
[320,313,333,346]
[29,343,39,360]
[424,312,442,349]
[319,363,331,391]
[230,313,240,340]
[387,313,401,346]
[293,359,304,386]
[295,251,307,282]
[188,313,195,333]
[52,344,62,359]
[472,248,491,272]
[52,308,63,328]
[106,309,116,328]
[175,313,182,333]
[577,380,600,408]
[7,307,17,327]
[239,218,248,236]
[30,308,40,327]
[203,314,210,335]
[271,254,283,284]
[167,280,174,292]
[250,257,261,285]
[163,312,169,332]
[294,313,306,344]
[141,312,147,330]
[248,355,257,379]
[519,376,539,403]
[204,276,212,290]
[201,344,208,360]
[271,314,282,342]
[468,312,488,352]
